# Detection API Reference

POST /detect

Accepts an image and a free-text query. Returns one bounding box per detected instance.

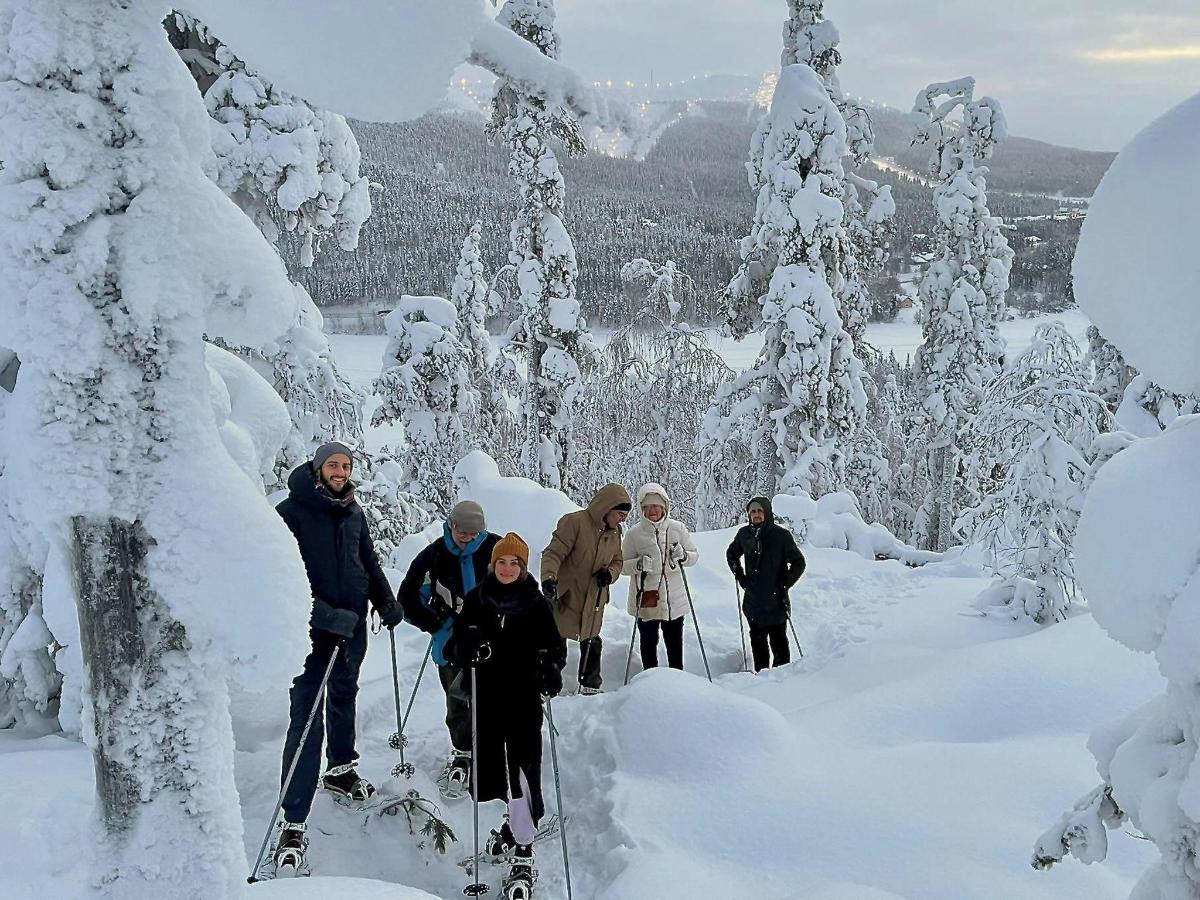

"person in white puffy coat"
[621,483,699,670]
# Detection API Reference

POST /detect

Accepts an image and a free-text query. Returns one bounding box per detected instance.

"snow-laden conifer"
[489,0,596,492]
[910,77,1013,551]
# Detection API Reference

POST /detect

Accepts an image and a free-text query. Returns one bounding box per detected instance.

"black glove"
[538,650,563,698]
[311,598,359,640]
[378,601,404,629]
[593,568,613,588]
[733,571,748,589]
[542,579,558,604]
[451,623,492,666]
[540,664,563,698]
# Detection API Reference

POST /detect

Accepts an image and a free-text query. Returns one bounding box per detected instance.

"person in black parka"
[272,442,403,864]
[726,496,806,671]
[397,500,500,795]
[444,531,566,880]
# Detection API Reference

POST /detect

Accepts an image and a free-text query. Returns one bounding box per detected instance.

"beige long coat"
[541,483,631,641]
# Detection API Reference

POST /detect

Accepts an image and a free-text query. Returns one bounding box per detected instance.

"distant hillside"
[868,105,1116,197]
[291,100,1109,324]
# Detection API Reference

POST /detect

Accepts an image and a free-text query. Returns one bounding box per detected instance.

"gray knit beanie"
[312,441,354,472]
[450,500,486,533]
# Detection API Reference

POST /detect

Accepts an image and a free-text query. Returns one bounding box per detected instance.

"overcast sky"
[542,0,1200,151]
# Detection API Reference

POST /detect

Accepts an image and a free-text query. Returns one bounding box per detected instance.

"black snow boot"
[322,763,376,807]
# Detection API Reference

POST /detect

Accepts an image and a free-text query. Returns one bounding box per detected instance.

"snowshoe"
[502,846,537,900]
[437,750,471,801]
[322,763,377,809]
[456,815,570,871]
[484,821,517,862]
[579,686,602,696]
[272,821,311,878]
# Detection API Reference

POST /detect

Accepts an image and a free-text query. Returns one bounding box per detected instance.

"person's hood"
[587,483,633,527]
[747,495,774,524]
[442,521,491,558]
[637,482,671,516]
[287,461,356,512]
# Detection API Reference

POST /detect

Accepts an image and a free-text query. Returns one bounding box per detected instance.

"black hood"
[747,496,774,524]
[287,462,356,513]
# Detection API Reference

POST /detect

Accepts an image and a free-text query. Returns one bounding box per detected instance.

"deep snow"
[1,325,1162,898]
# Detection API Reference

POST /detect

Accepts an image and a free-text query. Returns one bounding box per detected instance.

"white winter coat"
[621,484,699,622]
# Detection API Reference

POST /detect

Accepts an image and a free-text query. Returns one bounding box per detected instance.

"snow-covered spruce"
[1082,325,1134,416]
[1038,90,1200,897]
[0,2,316,894]
[776,1,896,527]
[373,295,478,516]
[956,323,1108,625]
[451,222,516,465]
[488,0,597,493]
[909,77,1013,552]
[705,63,865,509]
[167,11,371,267]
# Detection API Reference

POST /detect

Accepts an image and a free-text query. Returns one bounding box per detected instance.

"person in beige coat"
[540,483,632,693]
[622,483,699,671]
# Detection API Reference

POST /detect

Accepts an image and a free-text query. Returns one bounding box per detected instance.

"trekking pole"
[623,570,647,686]
[544,696,574,900]
[674,545,712,683]
[400,636,433,734]
[248,641,343,883]
[787,613,805,659]
[387,629,415,779]
[734,582,749,672]
[464,658,489,897]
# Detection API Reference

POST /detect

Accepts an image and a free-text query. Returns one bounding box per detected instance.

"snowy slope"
[0,522,1158,898]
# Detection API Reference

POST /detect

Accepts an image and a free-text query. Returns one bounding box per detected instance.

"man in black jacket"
[398,500,499,799]
[726,496,806,671]
[272,442,403,871]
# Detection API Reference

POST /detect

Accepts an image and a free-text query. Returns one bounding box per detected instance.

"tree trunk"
[70,515,244,894]
[936,442,956,552]
[71,516,149,836]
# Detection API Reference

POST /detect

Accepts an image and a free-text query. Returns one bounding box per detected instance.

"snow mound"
[239,876,437,898]
[772,491,939,564]
[451,452,578,577]
[1072,90,1200,396]
[188,0,482,123]
[1077,414,1200,679]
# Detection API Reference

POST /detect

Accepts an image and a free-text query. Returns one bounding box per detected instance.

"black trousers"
[748,621,790,672]
[438,663,473,753]
[281,623,368,823]
[638,617,684,670]
[578,636,603,689]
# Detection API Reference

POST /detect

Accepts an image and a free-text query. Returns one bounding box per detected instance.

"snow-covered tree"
[957,323,1109,624]
[706,64,865,504]
[451,221,516,463]
[0,2,315,893]
[780,0,895,348]
[1114,373,1199,438]
[576,259,730,526]
[1034,88,1200,897]
[1082,325,1134,415]
[0,352,58,728]
[489,0,596,493]
[166,12,372,267]
[909,77,1013,552]
[373,295,478,515]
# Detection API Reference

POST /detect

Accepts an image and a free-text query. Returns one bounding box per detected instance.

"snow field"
[0,512,1161,898]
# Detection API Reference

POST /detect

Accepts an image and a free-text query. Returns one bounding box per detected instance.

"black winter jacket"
[397,526,501,634]
[275,463,394,618]
[444,573,566,819]
[726,496,806,627]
